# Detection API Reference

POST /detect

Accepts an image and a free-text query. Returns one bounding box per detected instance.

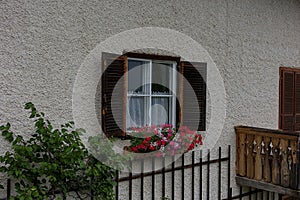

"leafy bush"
[0,102,124,200]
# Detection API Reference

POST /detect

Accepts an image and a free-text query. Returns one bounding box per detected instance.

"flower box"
[124,124,203,158]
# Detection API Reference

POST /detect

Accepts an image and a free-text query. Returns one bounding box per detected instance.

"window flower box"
[124,124,203,158]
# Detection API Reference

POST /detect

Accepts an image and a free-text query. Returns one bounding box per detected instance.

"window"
[101,52,206,137]
[126,58,176,130]
[279,67,300,131]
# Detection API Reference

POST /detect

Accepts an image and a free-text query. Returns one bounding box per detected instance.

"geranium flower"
[128,124,203,157]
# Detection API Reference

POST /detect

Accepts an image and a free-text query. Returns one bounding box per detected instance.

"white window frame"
[126,57,177,129]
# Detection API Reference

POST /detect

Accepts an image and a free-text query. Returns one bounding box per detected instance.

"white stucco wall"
[1,0,299,199]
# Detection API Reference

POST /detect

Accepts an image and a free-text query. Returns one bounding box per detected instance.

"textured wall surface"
[1,0,299,199]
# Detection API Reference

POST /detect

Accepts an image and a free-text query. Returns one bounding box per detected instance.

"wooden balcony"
[235,126,300,198]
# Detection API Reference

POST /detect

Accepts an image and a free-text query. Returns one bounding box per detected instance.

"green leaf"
[15,182,20,190]
[0,166,7,172]
[29,106,37,118]
[24,102,33,109]
[2,131,14,142]
[1,123,11,131]
[12,135,23,145]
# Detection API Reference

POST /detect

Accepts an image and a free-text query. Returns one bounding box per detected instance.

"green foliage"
[0,102,124,200]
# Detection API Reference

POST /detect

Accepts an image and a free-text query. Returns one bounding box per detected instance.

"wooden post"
[271,138,280,185]
[280,139,289,187]
[254,135,262,180]
[264,137,272,182]
[246,134,254,179]
[237,133,246,176]
[290,140,298,189]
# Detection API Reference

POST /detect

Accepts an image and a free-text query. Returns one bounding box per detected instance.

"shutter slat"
[180,61,206,131]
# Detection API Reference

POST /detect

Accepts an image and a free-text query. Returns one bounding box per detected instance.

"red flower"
[149,146,155,151]
[156,140,161,146]
[189,143,195,150]
[131,147,138,152]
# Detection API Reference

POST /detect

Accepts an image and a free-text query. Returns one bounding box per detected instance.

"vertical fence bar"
[129,160,132,200]
[227,145,231,200]
[141,159,144,200]
[239,186,243,200]
[182,154,185,200]
[207,149,210,200]
[7,179,11,200]
[172,155,175,200]
[115,170,119,200]
[192,151,195,200]
[260,190,264,200]
[91,175,94,200]
[228,188,232,200]
[199,150,203,200]
[249,188,252,200]
[218,147,222,200]
[255,189,258,200]
[152,157,155,200]
[162,156,165,198]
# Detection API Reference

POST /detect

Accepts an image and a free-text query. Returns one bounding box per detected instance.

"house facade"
[1,0,299,199]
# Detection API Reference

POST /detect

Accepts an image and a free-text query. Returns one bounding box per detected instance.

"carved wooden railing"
[235,126,300,192]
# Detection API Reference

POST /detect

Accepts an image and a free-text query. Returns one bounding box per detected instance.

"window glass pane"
[128,60,150,94]
[152,62,172,94]
[151,97,170,126]
[127,96,150,129]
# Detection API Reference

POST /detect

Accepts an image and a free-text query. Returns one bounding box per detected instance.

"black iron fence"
[115,145,281,200]
[1,145,282,200]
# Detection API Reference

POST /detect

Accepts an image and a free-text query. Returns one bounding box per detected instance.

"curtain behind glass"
[151,97,170,126]
[127,97,146,129]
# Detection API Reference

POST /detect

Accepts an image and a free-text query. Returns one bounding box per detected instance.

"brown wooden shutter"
[294,72,300,130]
[279,67,300,131]
[101,52,126,137]
[180,61,207,131]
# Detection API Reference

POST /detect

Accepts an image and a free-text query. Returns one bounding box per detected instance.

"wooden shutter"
[101,52,126,137]
[180,61,207,131]
[294,72,300,130]
[279,67,300,131]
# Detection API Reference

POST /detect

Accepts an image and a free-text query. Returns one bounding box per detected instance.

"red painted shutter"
[180,61,206,131]
[101,52,126,137]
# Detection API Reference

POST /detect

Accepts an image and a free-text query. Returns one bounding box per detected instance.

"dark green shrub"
[0,102,125,200]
